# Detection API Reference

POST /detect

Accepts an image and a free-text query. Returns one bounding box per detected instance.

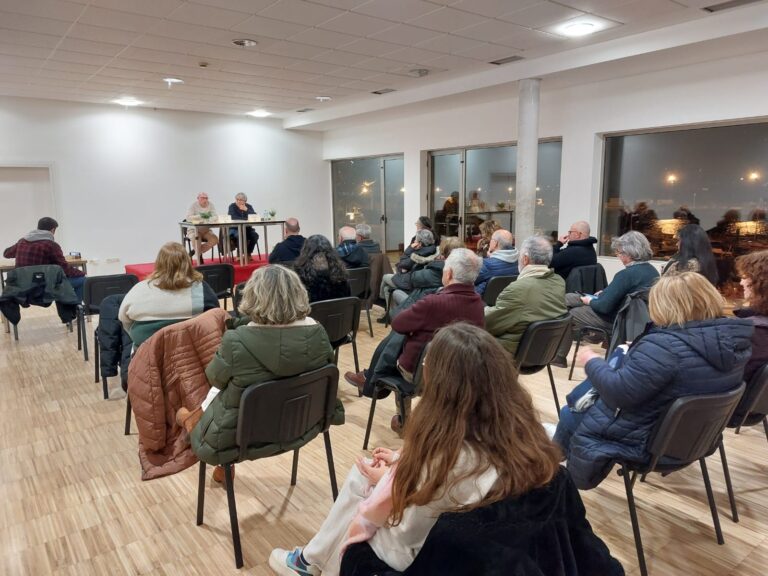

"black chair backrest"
[565,264,608,294]
[646,383,745,471]
[233,281,246,312]
[197,264,234,298]
[83,274,139,315]
[310,297,361,343]
[347,267,371,300]
[483,275,517,306]
[607,290,651,353]
[235,364,339,460]
[732,364,768,427]
[515,315,572,370]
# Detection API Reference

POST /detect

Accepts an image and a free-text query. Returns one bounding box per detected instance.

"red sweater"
[390,283,485,373]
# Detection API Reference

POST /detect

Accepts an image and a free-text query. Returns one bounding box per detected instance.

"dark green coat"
[191,321,339,465]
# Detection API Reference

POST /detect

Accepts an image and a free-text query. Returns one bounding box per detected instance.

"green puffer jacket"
[191,320,341,465]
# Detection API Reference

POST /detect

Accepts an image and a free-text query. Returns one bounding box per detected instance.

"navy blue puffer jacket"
[568,317,753,490]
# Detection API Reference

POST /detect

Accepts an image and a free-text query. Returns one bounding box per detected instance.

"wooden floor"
[1,306,767,576]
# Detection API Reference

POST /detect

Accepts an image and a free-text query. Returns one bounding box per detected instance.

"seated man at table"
[268,218,305,264]
[186,192,218,257]
[3,217,86,301]
[228,193,259,256]
[355,223,381,254]
[337,226,369,268]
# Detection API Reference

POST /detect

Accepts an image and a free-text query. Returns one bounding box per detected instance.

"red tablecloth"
[125,255,268,285]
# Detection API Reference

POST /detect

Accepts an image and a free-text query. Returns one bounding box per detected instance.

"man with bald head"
[551,220,597,279]
[337,225,369,268]
[268,217,305,264]
[474,228,519,295]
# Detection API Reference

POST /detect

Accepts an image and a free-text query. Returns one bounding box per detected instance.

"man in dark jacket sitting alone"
[552,220,598,280]
[3,217,86,301]
[474,229,519,295]
[268,218,305,264]
[355,223,381,254]
[337,226,369,268]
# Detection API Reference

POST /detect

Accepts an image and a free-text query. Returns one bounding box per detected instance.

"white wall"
[322,49,768,280]
[0,166,54,249]
[0,96,328,275]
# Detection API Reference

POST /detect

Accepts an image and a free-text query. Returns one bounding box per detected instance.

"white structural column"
[515,78,541,243]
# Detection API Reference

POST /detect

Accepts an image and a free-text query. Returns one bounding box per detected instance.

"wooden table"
[179,220,286,266]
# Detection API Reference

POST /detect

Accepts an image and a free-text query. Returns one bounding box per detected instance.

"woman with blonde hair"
[118,242,219,345]
[556,272,753,490]
[177,264,336,483]
[270,323,620,576]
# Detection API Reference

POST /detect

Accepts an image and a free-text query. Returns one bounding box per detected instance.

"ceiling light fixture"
[113,97,143,107]
[315,96,332,102]
[246,109,271,118]
[232,39,258,48]
[409,68,429,78]
[163,77,184,88]
[562,21,596,37]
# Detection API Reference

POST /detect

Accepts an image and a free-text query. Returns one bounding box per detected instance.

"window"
[430,141,561,247]
[601,122,768,286]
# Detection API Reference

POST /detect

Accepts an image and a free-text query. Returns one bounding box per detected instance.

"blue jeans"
[67,276,85,302]
[553,379,592,453]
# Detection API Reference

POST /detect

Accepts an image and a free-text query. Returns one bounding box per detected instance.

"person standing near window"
[228,193,259,257]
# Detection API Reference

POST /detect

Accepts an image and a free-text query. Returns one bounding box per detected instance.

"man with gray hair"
[551,220,598,280]
[474,229,519,295]
[268,218,305,264]
[355,223,381,254]
[337,225,369,268]
[345,248,485,432]
[485,236,567,355]
[228,192,259,256]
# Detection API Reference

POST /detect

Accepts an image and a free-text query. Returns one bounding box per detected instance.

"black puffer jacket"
[0,264,78,324]
[98,294,133,391]
[392,247,440,291]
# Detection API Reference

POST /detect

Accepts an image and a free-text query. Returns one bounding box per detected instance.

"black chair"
[197,263,235,310]
[617,383,745,576]
[716,364,768,523]
[482,275,517,306]
[565,263,608,294]
[364,345,429,450]
[515,316,572,416]
[347,267,373,337]
[310,297,361,373]
[77,274,138,363]
[568,289,650,380]
[195,365,340,569]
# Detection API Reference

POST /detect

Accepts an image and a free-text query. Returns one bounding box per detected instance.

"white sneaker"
[268,547,320,576]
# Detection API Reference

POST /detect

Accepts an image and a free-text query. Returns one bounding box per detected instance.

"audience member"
[268,218,305,264]
[410,216,439,246]
[178,265,339,484]
[662,223,718,285]
[554,272,752,490]
[3,217,86,301]
[475,219,501,258]
[186,192,218,256]
[118,242,219,346]
[295,235,352,303]
[485,236,567,355]
[355,224,381,254]
[474,229,519,295]
[228,193,259,257]
[551,220,597,280]
[337,226,369,268]
[271,323,619,576]
[553,231,659,367]
[345,249,484,431]
[730,250,768,425]
[379,229,438,314]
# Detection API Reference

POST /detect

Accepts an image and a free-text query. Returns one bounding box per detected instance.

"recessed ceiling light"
[315,96,332,102]
[163,77,184,87]
[232,38,258,48]
[246,109,271,118]
[371,88,396,95]
[563,21,596,37]
[113,97,143,107]
[551,16,617,38]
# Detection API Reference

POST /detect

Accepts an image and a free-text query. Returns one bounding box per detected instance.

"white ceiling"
[0,0,758,121]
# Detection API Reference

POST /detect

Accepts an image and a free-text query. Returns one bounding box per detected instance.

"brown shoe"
[213,464,235,484]
[176,406,203,434]
[344,371,366,396]
[390,415,403,436]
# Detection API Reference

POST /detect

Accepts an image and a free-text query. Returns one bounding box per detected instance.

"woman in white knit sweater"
[119,242,219,344]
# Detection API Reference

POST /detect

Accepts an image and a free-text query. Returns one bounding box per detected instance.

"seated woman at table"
[554,272,752,490]
[118,242,219,347]
[293,234,351,303]
[228,193,259,257]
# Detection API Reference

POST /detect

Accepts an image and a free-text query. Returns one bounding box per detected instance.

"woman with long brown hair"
[269,322,571,576]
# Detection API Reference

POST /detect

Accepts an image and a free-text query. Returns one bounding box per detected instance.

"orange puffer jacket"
[127,308,229,480]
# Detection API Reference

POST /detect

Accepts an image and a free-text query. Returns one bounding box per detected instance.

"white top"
[118,279,205,333]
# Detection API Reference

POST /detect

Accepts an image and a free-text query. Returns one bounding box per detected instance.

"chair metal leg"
[291,449,299,486]
[700,457,725,545]
[68,321,73,333]
[77,307,82,351]
[333,348,339,365]
[546,364,560,417]
[718,441,739,522]
[568,338,581,380]
[620,464,648,576]
[363,387,379,450]
[223,463,243,569]
[13,323,18,341]
[223,297,228,311]
[196,461,207,525]
[352,338,360,373]
[323,431,339,500]
[365,304,373,338]
[763,417,768,443]
[82,314,89,362]
[396,393,408,430]
[94,329,100,382]
[124,397,132,435]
